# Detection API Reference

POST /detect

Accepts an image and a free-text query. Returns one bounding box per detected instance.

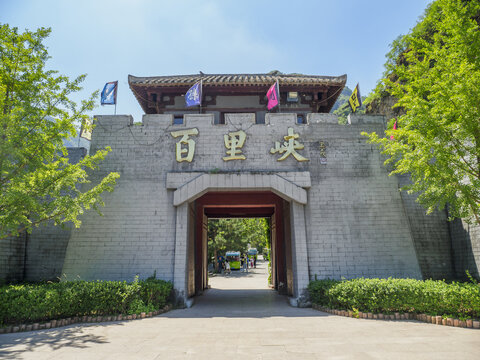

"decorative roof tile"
[128,73,347,87]
[128,72,347,114]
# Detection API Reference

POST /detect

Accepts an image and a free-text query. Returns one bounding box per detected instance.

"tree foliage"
[207,218,270,262]
[363,0,480,225]
[0,24,119,239]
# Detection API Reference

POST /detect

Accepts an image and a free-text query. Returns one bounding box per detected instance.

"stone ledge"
[172,173,308,206]
[142,114,173,126]
[166,171,311,190]
[347,114,385,125]
[94,115,133,126]
[311,304,480,329]
[0,304,174,334]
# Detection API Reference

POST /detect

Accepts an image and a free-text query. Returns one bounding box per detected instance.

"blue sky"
[1,0,431,122]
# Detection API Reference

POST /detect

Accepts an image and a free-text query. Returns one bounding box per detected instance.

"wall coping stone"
[171,172,309,206]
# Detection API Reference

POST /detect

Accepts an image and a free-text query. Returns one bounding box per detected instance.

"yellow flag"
[348,83,362,113]
[80,118,92,141]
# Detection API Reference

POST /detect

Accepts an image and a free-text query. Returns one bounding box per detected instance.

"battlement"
[94,113,385,128]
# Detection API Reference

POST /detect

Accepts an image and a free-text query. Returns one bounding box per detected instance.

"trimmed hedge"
[308,278,480,319]
[0,278,173,326]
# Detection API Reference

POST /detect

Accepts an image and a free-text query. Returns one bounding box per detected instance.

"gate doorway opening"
[186,191,294,299]
[207,217,269,275]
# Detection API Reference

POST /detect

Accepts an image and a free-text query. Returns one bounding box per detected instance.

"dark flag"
[185,81,202,107]
[101,81,118,105]
[348,83,362,113]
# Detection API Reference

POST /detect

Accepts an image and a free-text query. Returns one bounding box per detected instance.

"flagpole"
[114,81,118,115]
[199,79,203,114]
[276,80,281,113]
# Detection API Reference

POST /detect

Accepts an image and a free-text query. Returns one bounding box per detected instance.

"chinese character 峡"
[270,127,309,162]
[223,130,247,161]
[170,128,199,162]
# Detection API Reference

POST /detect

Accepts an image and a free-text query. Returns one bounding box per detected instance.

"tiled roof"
[128,73,347,87]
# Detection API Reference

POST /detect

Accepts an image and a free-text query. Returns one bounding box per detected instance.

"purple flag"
[185,81,202,107]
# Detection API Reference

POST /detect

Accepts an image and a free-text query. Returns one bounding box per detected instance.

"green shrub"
[308,278,480,319]
[307,279,339,305]
[0,278,173,326]
[127,299,156,315]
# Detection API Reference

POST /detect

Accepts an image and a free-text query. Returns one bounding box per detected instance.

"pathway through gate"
[173,256,297,318]
[1,258,479,359]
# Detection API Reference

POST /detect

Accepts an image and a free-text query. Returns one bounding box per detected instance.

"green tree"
[362,0,480,225]
[0,25,119,239]
[208,218,269,266]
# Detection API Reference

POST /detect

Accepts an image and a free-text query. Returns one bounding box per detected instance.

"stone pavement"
[1,259,479,359]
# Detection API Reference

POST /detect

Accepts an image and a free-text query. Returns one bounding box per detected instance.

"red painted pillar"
[194,202,204,294]
[275,200,286,294]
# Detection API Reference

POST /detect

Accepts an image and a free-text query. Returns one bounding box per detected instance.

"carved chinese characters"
[223,130,246,161]
[170,128,199,162]
[170,127,311,163]
[319,141,327,164]
[270,127,309,162]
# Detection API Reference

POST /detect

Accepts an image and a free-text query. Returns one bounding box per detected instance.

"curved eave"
[128,73,347,114]
[128,73,347,87]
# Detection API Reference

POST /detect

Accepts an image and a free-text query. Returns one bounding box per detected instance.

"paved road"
[1,259,479,359]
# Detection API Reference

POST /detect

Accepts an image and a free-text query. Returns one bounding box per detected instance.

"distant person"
[225,260,231,274]
[254,255,257,268]
[217,255,224,273]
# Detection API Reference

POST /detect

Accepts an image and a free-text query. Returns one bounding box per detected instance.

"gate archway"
[193,191,291,296]
[170,172,311,306]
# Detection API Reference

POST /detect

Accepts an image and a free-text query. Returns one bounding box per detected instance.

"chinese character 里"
[223,130,247,161]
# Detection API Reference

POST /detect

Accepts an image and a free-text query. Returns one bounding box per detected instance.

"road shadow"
[162,287,331,319]
[167,258,332,318]
[210,266,265,278]
[0,322,123,359]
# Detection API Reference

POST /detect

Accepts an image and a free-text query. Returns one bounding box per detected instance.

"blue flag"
[101,81,118,105]
[185,81,202,107]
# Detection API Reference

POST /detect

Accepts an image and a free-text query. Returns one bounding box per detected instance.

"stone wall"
[61,113,423,285]
[3,112,478,288]
[305,114,421,279]
[449,218,480,279]
[0,233,26,282]
[0,147,87,282]
[23,223,72,281]
[396,174,454,280]
[62,116,177,281]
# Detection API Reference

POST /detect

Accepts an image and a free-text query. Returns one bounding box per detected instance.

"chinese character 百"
[270,127,309,162]
[170,128,199,162]
[223,130,247,161]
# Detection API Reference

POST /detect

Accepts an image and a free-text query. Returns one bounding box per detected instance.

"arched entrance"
[193,191,292,296]
[170,172,310,306]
